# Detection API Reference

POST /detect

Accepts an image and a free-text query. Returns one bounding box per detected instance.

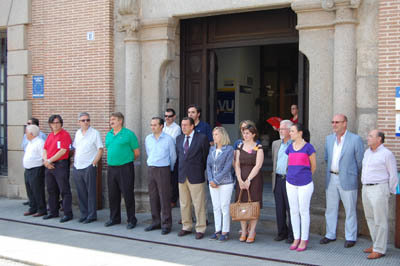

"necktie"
[184,136,190,154]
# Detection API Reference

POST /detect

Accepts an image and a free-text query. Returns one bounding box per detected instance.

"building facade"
[0,0,398,240]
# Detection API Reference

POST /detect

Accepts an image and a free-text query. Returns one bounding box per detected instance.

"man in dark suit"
[176,117,210,239]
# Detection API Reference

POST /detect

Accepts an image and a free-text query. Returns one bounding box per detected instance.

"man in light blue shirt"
[145,117,177,235]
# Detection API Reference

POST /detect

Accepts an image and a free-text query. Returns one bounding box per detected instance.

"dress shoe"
[32,212,46,217]
[344,240,356,248]
[23,201,30,206]
[83,218,97,224]
[126,222,137,229]
[320,237,336,244]
[171,202,177,208]
[43,214,59,220]
[195,232,204,240]
[24,211,35,216]
[286,237,294,244]
[78,217,87,223]
[367,252,385,259]
[274,235,287,241]
[363,246,373,253]
[161,228,171,235]
[296,240,309,252]
[178,230,192,237]
[104,220,121,227]
[60,216,73,223]
[145,224,161,232]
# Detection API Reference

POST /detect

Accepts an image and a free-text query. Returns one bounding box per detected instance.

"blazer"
[206,145,234,185]
[271,139,291,192]
[176,132,210,184]
[324,131,364,191]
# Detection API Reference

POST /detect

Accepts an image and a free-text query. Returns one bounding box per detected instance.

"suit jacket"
[271,139,289,192]
[176,132,210,184]
[324,131,364,191]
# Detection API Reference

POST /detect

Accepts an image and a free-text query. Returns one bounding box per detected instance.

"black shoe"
[344,240,356,248]
[286,237,294,244]
[78,217,87,223]
[104,220,121,227]
[144,224,161,232]
[23,201,30,206]
[161,228,171,235]
[178,230,192,237]
[320,237,336,244]
[60,216,73,223]
[43,214,59,220]
[274,235,287,241]
[83,218,97,224]
[127,222,136,229]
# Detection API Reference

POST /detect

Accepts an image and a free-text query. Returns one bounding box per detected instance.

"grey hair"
[26,125,40,137]
[280,120,293,129]
[78,112,90,120]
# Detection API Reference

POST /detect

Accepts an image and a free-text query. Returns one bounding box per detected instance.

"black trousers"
[45,160,73,217]
[107,162,137,224]
[25,166,46,214]
[274,174,293,239]
[148,166,172,229]
[170,159,179,204]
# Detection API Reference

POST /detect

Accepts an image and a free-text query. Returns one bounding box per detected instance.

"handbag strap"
[237,188,252,203]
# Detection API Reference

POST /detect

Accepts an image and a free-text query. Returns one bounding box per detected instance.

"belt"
[330,170,339,175]
[365,183,379,186]
[276,174,286,179]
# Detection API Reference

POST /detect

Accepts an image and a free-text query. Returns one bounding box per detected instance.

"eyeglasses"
[80,119,90,122]
[164,115,174,118]
[331,121,345,124]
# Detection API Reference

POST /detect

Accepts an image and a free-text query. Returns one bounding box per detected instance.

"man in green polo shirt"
[105,112,140,229]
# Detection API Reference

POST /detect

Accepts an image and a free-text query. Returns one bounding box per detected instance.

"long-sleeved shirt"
[23,137,44,169]
[361,144,398,194]
[145,132,177,171]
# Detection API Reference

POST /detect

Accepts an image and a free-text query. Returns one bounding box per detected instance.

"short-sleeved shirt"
[73,127,104,169]
[285,142,316,186]
[195,120,213,142]
[44,129,72,161]
[106,127,139,166]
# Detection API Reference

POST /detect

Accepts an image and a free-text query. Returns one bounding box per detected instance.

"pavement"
[0,197,399,266]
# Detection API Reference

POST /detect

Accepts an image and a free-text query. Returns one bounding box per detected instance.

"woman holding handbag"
[285,123,316,252]
[207,127,235,242]
[234,125,264,243]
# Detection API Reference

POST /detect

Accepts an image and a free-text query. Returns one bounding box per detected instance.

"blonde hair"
[213,127,231,146]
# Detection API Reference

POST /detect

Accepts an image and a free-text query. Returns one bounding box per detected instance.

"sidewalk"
[0,198,398,266]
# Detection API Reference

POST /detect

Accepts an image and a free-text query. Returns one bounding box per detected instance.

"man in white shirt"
[163,108,181,207]
[72,112,104,224]
[23,125,47,217]
[361,130,398,259]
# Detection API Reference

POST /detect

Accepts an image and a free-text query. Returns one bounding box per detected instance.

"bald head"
[367,129,384,150]
[332,114,347,135]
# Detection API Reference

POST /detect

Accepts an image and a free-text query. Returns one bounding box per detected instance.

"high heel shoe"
[239,233,247,242]
[290,239,300,250]
[246,233,256,243]
[296,240,309,252]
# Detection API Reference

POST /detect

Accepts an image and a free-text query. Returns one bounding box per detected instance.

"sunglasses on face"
[165,115,174,118]
[80,119,90,122]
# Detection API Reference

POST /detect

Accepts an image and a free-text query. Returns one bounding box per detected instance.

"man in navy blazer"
[176,117,210,239]
[320,114,364,248]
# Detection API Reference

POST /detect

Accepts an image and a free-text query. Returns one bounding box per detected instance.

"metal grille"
[0,31,7,175]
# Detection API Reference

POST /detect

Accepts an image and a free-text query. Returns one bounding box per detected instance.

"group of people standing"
[21,106,398,260]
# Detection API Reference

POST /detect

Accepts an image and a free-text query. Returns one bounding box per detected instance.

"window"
[0,30,7,175]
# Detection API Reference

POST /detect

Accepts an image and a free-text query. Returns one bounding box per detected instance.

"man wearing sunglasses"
[72,112,103,224]
[320,114,364,248]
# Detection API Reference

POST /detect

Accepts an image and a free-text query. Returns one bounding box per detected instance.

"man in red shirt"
[42,115,73,222]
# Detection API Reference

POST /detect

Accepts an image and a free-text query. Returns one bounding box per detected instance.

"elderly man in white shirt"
[23,125,47,217]
[361,129,398,260]
[163,108,181,207]
[72,112,104,224]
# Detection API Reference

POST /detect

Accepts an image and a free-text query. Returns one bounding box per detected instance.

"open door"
[297,51,309,126]
[208,50,218,127]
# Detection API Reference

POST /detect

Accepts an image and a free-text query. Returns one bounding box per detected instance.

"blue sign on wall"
[217,91,235,124]
[32,75,44,98]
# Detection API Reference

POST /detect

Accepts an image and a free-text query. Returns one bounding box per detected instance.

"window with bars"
[0,30,7,175]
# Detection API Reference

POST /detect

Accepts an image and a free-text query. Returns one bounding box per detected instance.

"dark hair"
[111,112,124,126]
[181,117,195,126]
[48,115,63,126]
[187,104,201,117]
[378,131,385,143]
[292,123,310,143]
[243,125,259,141]
[165,108,176,116]
[30,117,39,126]
[152,117,164,126]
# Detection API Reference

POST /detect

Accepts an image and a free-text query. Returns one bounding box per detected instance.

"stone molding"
[117,0,140,41]
[140,18,177,42]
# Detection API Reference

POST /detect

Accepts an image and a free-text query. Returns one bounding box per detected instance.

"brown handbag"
[230,189,260,221]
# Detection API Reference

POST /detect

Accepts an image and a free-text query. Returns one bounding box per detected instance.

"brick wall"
[378,0,400,161]
[27,0,114,143]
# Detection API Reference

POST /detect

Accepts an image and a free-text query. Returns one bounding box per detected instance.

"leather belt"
[365,183,379,186]
[330,170,339,175]
[276,174,286,179]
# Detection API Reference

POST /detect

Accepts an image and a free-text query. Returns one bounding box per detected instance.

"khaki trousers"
[179,179,206,233]
[362,183,390,254]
